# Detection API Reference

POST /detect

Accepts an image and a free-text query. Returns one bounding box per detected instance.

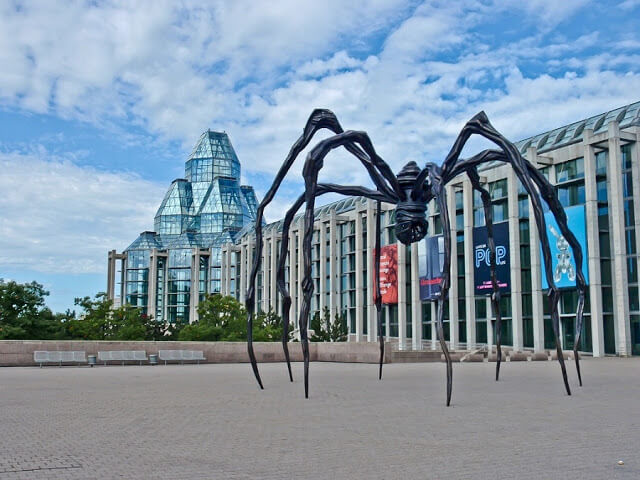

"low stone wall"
[0,340,392,367]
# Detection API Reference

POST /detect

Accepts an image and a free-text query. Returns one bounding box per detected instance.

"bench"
[158,350,206,365]
[97,350,148,366]
[34,351,86,367]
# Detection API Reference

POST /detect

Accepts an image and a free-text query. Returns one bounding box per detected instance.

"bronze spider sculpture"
[246,109,586,406]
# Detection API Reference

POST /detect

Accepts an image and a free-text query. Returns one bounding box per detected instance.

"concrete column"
[260,235,268,313]
[239,242,247,303]
[428,200,438,350]
[411,242,422,350]
[189,248,199,323]
[528,147,546,352]
[397,241,407,350]
[632,137,640,276]
[297,221,305,331]
[608,122,631,355]
[270,232,278,311]
[462,178,476,349]
[446,185,459,350]
[224,249,237,295]
[120,254,126,304]
[430,302,437,350]
[486,297,494,349]
[158,253,168,322]
[246,237,254,302]
[385,304,390,339]
[329,212,338,318]
[220,248,226,296]
[147,248,158,318]
[583,130,605,356]
[632,136,640,349]
[319,220,327,314]
[107,250,116,300]
[355,212,364,341]
[288,230,296,329]
[366,201,377,341]
[507,170,523,351]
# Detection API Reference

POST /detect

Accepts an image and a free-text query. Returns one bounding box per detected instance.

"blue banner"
[541,205,589,289]
[473,222,511,294]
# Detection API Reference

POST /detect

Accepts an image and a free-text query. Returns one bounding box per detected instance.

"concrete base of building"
[508,352,529,361]
[0,340,393,367]
[551,350,574,361]
[531,352,550,361]
[461,353,485,362]
[391,350,443,362]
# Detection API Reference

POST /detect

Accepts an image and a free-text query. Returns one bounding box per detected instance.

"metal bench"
[158,350,206,365]
[34,351,86,367]
[97,350,148,366]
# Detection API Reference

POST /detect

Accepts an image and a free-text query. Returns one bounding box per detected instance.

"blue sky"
[1,0,639,313]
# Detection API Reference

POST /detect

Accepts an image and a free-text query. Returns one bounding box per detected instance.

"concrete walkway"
[0,358,638,479]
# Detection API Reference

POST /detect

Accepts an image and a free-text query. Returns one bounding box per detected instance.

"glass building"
[222,101,640,357]
[107,130,260,323]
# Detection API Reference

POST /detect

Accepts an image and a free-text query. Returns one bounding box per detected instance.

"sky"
[0,0,639,313]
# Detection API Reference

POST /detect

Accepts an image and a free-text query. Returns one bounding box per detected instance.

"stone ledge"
[531,352,550,361]
[0,340,391,366]
[508,352,529,362]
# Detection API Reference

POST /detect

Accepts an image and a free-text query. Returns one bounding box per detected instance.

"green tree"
[179,294,283,342]
[65,293,162,341]
[0,279,63,339]
[310,307,348,342]
[179,294,247,341]
[252,309,283,342]
[64,293,114,339]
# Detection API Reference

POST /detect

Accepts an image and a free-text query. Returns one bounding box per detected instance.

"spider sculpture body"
[246,109,587,406]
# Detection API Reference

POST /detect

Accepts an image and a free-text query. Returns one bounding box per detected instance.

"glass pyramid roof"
[125,130,259,254]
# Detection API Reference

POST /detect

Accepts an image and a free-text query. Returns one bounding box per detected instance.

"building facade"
[107,130,260,323]
[221,101,640,356]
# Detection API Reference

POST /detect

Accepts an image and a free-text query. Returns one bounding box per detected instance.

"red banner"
[372,244,398,304]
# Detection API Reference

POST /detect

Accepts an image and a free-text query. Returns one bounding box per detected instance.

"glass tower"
[108,130,260,323]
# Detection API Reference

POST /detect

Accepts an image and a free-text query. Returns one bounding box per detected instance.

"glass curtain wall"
[341,221,356,333]
[518,181,534,348]
[125,250,149,312]
[167,249,191,323]
[622,144,640,355]
[596,151,616,353]
[455,189,466,344]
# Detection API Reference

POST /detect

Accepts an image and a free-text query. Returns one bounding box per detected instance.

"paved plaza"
[0,358,639,479]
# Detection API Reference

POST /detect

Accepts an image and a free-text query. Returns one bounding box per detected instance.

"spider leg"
[450,148,586,386]
[374,200,384,379]
[299,175,320,399]
[275,193,306,382]
[275,185,395,384]
[319,185,394,380]
[441,112,581,395]
[295,132,400,398]
[467,168,503,381]
[526,164,587,386]
[246,109,364,389]
[431,180,454,406]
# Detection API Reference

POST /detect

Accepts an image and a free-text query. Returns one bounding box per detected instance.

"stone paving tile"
[0,358,639,479]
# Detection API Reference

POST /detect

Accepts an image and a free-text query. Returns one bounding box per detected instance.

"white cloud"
[497,0,591,28]
[0,0,414,144]
[0,148,165,274]
[619,0,640,9]
[0,0,639,261]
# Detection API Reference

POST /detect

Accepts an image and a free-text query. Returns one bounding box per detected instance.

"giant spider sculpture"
[246,109,587,406]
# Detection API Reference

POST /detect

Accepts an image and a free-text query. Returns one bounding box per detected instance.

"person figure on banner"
[550,224,576,283]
